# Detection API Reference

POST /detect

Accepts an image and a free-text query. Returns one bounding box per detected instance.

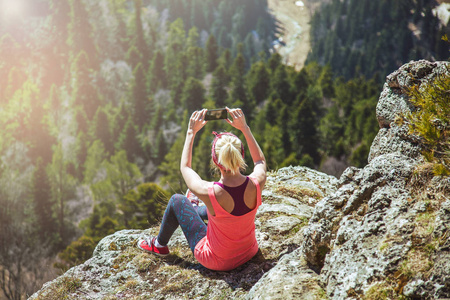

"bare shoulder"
[249,171,266,190]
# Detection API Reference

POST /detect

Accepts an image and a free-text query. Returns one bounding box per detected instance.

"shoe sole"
[137,240,170,257]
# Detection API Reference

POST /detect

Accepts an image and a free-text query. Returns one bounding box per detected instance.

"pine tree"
[181,77,206,112]
[130,63,151,129]
[205,35,219,72]
[154,130,168,162]
[120,182,168,228]
[67,0,98,68]
[132,0,151,70]
[159,123,187,192]
[126,45,142,71]
[115,117,142,162]
[83,139,107,184]
[210,65,229,107]
[47,144,76,246]
[246,60,270,105]
[271,65,293,105]
[165,18,186,89]
[186,27,205,79]
[90,108,113,154]
[33,158,57,242]
[148,50,167,91]
[71,51,102,120]
[229,51,252,113]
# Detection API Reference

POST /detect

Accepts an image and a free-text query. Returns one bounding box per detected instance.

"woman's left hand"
[188,109,207,134]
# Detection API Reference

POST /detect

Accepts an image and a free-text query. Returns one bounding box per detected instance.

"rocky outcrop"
[30,60,450,300]
[302,60,450,299]
[30,166,337,300]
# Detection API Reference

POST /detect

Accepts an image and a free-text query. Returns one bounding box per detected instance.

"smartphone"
[204,108,227,121]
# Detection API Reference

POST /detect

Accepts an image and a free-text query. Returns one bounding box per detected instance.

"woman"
[138,107,266,271]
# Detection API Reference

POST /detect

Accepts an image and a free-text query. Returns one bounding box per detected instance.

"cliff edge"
[30,60,450,299]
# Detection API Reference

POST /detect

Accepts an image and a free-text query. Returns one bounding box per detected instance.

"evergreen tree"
[132,0,151,69]
[148,50,167,91]
[33,158,57,242]
[210,65,229,107]
[159,127,187,192]
[151,105,165,131]
[271,65,292,105]
[165,18,186,89]
[205,35,219,72]
[90,108,113,155]
[71,51,102,120]
[126,45,142,71]
[130,63,151,129]
[47,144,76,246]
[186,27,205,79]
[290,68,310,100]
[67,0,98,68]
[228,51,252,114]
[83,139,107,184]
[154,130,168,162]
[267,52,282,73]
[181,77,206,112]
[246,60,270,105]
[120,182,168,228]
[319,65,335,99]
[291,94,320,164]
[115,117,142,162]
[192,123,216,180]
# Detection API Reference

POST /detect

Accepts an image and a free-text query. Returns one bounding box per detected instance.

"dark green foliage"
[130,63,152,129]
[206,35,219,72]
[210,65,229,107]
[148,50,167,91]
[229,51,253,115]
[132,0,151,70]
[71,51,102,120]
[181,77,206,112]
[120,182,169,228]
[401,72,450,176]
[33,158,58,242]
[115,117,142,162]
[247,61,270,105]
[307,0,450,81]
[55,235,97,271]
[67,0,98,68]
[90,108,114,155]
[271,65,293,105]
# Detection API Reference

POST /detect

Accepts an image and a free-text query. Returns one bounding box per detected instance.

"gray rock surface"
[302,60,450,299]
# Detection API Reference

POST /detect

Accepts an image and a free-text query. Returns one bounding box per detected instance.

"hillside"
[267,0,312,70]
[30,60,450,299]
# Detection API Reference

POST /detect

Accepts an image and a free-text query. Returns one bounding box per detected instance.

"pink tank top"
[194,176,262,271]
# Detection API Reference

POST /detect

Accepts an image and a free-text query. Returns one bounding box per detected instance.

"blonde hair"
[213,134,247,175]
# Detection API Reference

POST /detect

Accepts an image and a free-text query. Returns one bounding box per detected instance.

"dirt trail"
[267,0,313,71]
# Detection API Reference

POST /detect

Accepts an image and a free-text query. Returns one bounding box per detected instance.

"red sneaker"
[138,237,169,256]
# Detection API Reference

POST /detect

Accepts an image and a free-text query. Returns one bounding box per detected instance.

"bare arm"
[180,109,209,197]
[226,107,267,188]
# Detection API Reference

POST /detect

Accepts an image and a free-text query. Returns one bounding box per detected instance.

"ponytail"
[212,132,247,174]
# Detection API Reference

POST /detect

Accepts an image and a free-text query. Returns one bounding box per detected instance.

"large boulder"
[302,60,450,299]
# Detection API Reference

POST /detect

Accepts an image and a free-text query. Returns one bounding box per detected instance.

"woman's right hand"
[225,107,248,131]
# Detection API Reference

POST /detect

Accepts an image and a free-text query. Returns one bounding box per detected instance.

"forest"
[0,0,447,298]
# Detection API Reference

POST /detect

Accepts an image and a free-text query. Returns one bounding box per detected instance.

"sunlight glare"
[1,0,26,20]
